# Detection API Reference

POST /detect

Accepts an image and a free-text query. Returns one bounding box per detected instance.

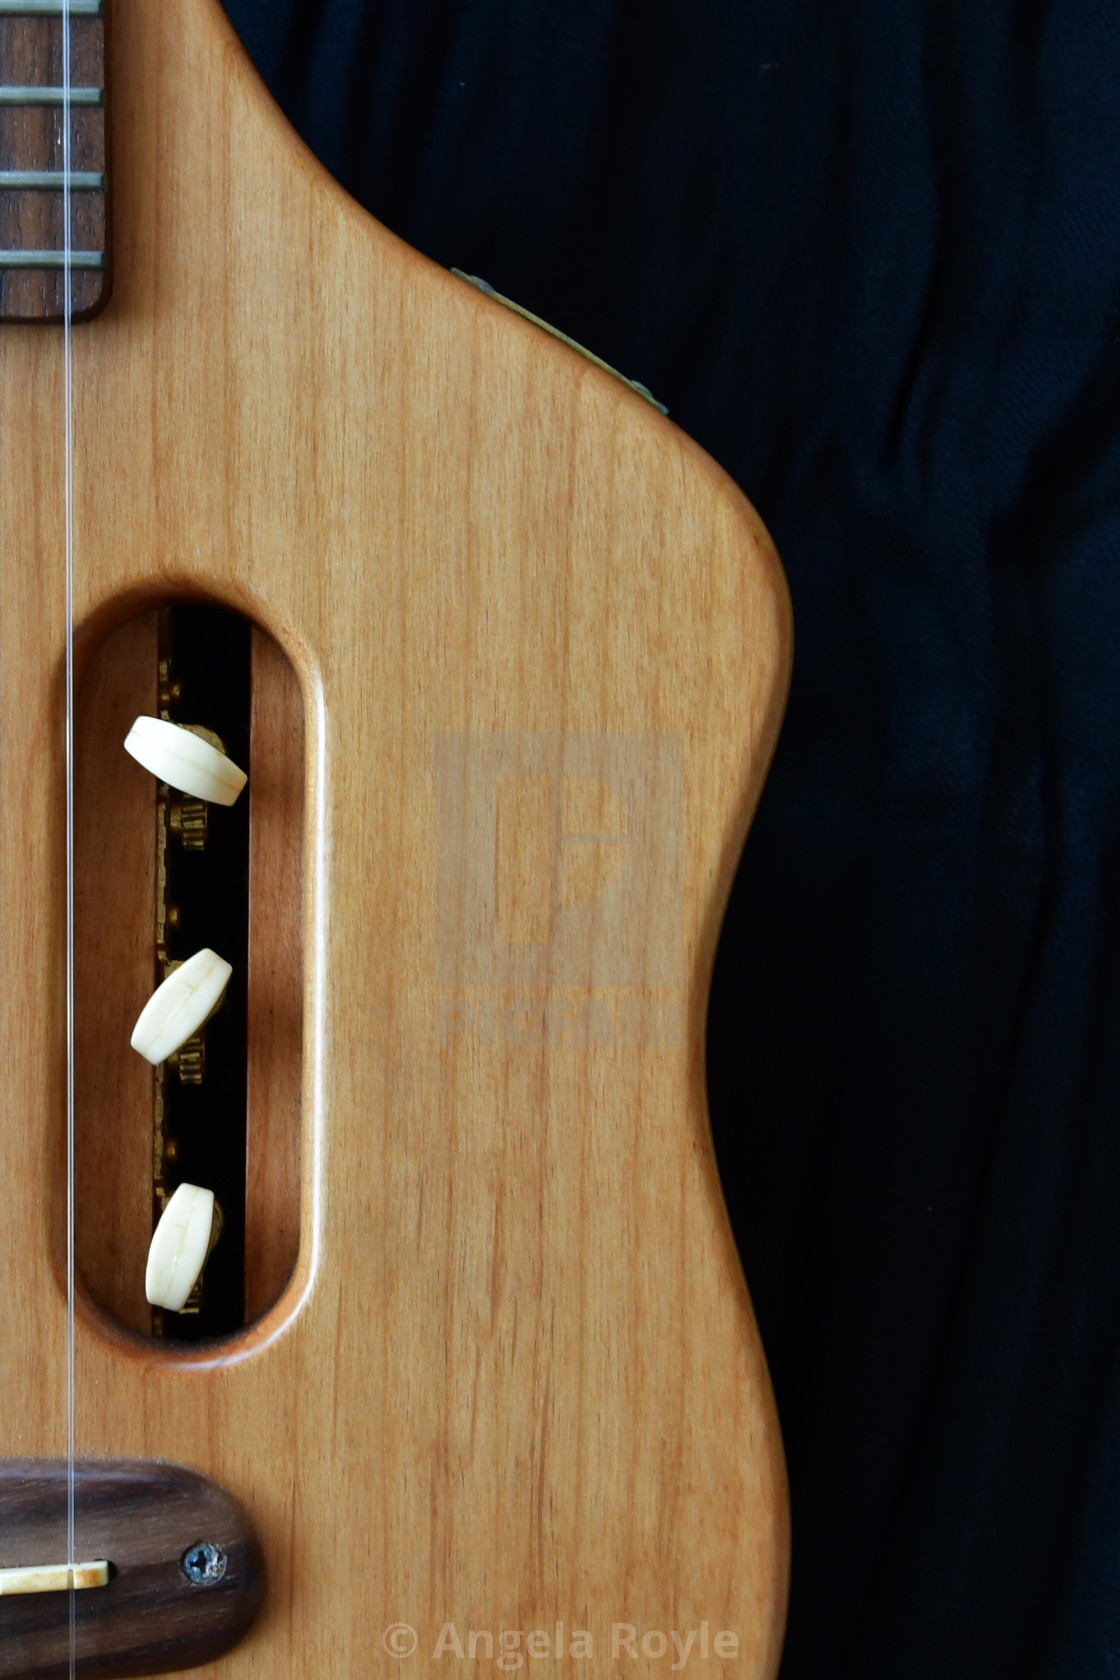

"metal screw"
[180,1541,226,1585]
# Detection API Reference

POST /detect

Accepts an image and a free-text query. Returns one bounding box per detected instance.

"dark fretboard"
[0,0,109,322]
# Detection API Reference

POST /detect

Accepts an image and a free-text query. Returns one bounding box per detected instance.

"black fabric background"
[218,3,1120,1674]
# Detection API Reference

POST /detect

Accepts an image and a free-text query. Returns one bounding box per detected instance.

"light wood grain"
[74,611,157,1335]
[0,2,792,1675]
[245,625,303,1321]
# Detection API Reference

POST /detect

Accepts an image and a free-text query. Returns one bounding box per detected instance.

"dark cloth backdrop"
[220,3,1120,1675]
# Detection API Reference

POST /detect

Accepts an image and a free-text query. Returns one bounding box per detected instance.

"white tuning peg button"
[146,1183,221,1312]
[124,715,247,806]
[131,948,232,1065]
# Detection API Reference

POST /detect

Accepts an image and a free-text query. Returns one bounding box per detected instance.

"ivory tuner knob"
[131,947,232,1064]
[146,1183,220,1311]
[124,714,247,805]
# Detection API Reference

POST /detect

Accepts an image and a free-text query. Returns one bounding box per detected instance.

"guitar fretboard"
[0,0,108,321]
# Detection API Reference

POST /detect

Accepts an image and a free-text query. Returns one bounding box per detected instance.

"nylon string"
[61,3,76,1676]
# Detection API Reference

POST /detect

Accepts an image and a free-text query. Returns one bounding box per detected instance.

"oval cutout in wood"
[74,606,304,1339]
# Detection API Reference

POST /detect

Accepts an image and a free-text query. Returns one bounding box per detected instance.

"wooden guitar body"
[0,2,791,1674]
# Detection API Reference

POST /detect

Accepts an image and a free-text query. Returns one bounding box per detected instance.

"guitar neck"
[0,2,792,1674]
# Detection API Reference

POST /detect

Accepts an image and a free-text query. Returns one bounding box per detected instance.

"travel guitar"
[0,1,791,1674]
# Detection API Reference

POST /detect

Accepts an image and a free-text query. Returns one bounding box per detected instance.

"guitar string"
[61,2,76,1675]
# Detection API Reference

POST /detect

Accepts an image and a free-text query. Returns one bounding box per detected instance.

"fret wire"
[0,248,103,266]
[0,169,104,188]
[0,1,102,13]
[0,84,102,103]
